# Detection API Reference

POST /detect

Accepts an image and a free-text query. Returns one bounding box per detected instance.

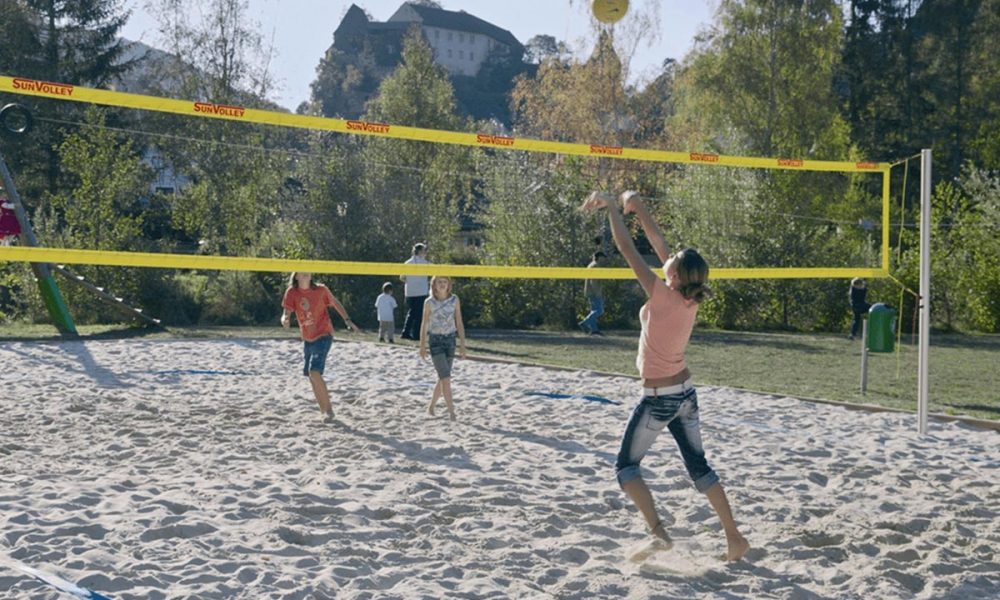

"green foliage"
[673,0,846,158]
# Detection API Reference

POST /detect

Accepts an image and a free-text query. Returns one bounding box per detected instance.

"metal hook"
[0,103,34,135]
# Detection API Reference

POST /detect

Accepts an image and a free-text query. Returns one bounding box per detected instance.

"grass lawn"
[2,323,998,423]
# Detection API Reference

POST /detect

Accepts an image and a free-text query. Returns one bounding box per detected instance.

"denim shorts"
[302,334,333,376]
[614,384,720,493]
[428,332,456,378]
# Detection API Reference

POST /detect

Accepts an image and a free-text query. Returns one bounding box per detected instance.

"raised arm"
[581,192,659,297]
[621,191,671,265]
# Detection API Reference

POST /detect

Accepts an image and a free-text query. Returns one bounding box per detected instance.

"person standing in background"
[579,251,607,335]
[849,278,872,340]
[400,243,431,340]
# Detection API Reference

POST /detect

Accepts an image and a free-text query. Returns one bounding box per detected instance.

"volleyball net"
[0,75,891,281]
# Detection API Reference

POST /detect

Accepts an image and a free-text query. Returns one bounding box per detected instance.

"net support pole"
[917,149,931,434]
[0,146,77,335]
[860,319,869,394]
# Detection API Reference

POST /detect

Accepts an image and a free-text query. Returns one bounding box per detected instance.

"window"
[469,52,474,61]
[470,35,476,44]
[459,33,465,43]
[447,49,452,58]
[459,50,464,59]
[447,31,452,41]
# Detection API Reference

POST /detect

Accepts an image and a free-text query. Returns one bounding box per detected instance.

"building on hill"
[333,2,524,78]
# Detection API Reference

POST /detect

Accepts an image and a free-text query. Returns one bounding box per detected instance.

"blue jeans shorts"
[428,332,456,378]
[302,334,333,376]
[615,382,720,493]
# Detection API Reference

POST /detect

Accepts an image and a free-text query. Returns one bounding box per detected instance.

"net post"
[881,167,891,272]
[0,146,77,335]
[917,149,931,434]
[860,318,869,394]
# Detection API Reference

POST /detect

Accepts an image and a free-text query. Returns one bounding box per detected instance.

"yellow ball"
[592,0,629,24]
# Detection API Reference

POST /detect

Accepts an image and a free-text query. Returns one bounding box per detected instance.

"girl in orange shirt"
[281,272,358,422]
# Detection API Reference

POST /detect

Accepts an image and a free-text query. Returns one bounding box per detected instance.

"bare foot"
[448,411,456,422]
[651,521,673,546]
[427,403,436,416]
[628,523,673,563]
[726,534,750,562]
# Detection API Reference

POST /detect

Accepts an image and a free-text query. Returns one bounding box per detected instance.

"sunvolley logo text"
[689,152,719,163]
[193,102,246,118]
[777,158,804,167]
[476,134,515,147]
[855,162,878,170]
[12,78,74,96]
[590,144,624,156]
[346,120,391,134]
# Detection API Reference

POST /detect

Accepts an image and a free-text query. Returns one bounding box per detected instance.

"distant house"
[333,2,524,77]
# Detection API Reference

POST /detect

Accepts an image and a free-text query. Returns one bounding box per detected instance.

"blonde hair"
[430,275,453,299]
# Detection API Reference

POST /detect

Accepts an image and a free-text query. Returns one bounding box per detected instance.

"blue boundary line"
[523,391,622,405]
[3,557,113,600]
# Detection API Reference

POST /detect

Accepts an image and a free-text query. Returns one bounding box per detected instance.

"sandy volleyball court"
[1,338,997,599]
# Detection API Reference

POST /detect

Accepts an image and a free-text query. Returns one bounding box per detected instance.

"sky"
[119,0,717,111]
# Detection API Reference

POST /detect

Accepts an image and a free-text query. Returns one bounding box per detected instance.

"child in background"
[375,281,398,343]
[281,272,359,422]
[419,275,467,421]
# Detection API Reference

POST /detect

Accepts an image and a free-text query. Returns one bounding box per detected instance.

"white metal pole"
[917,149,932,434]
[860,318,869,394]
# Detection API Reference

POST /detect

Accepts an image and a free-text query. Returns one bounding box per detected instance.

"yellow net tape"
[0,75,892,279]
[1,75,888,172]
[0,246,886,280]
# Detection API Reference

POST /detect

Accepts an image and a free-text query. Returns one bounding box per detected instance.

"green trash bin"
[867,303,896,352]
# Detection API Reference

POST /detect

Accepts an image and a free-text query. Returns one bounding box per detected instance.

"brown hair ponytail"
[676,249,712,303]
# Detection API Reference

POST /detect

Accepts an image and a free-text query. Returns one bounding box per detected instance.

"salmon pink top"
[636,279,698,379]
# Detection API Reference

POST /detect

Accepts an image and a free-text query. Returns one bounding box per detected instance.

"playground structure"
[0,103,160,334]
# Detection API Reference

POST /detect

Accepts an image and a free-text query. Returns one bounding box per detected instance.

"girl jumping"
[582,191,750,562]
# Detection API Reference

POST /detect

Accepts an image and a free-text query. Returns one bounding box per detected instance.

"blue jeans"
[615,385,720,492]
[580,296,604,332]
[428,332,456,378]
[302,334,333,376]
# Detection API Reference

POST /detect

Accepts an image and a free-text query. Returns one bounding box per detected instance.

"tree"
[359,27,470,261]
[147,0,275,101]
[667,0,863,330]
[524,34,569,65]
[839,0,916,160]
[1,0,136,195]
[30,107,154,324]
[307,43,381,118]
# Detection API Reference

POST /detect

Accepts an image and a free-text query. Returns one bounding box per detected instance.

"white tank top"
[426,295,457,335]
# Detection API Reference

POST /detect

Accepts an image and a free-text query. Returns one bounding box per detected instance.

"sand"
[1,337,997,599]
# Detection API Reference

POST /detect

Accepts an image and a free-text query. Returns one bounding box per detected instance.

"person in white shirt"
[375,282,398,343]
[400,243,431,340]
